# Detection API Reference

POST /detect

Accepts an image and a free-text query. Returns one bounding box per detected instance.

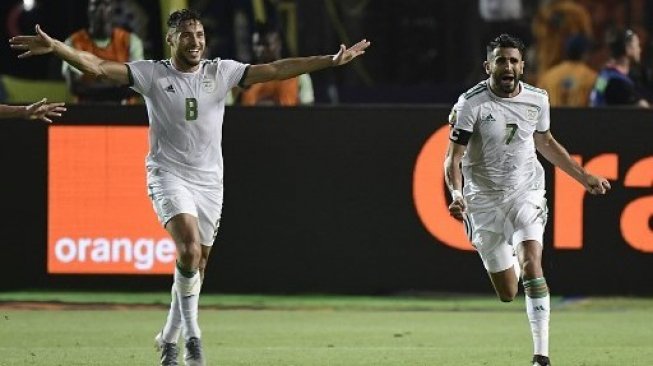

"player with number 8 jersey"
[10,8,370,366]
[129,58,246,187]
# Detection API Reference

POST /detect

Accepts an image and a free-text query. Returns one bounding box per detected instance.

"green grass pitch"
[0,293,652,365]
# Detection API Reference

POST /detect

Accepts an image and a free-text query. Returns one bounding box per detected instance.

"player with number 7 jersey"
[443,34,610,366]
[448,78,549,211]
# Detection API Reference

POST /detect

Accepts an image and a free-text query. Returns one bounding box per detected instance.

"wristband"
[451,189,463,201]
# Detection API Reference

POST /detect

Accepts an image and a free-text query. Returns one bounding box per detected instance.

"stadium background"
[0,0,651,296]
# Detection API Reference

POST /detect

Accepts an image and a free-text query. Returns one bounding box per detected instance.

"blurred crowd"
[1,0,652,107]
[530,0,652,107]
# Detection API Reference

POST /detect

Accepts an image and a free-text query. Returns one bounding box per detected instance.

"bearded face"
[169,20,205,71]
[485,47,524,98]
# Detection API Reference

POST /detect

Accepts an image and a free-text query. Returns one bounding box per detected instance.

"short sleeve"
[452,96,477,133]
[537,95,551,132]
[218,59,249,90]
[127,60,156,96]
[448,97,461,126]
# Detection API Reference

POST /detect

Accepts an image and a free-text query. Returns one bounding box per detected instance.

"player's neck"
[171,57,200,73]
[489,79,521,98]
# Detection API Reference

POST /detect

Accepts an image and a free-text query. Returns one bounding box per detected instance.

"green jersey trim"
[463,82,487,100]
[523,83,548,96]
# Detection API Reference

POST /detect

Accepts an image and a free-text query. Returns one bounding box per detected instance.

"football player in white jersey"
[444,34,611,366]
[11,9,370,366]
[0,99,66,123]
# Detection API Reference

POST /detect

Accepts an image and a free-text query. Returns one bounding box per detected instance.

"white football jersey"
[450,80,550,209]
[128,59,248,186]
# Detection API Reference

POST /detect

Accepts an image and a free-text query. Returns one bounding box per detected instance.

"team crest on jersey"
[526,108,538,121]
[202,78,216,93]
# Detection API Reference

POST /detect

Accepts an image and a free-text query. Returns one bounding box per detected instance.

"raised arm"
[534,130,611,194]
[0,99,66,123]
[10,25,130,86]
[242,39,370,87]
[444,140,468,220]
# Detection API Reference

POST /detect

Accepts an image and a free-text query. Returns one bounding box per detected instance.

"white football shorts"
[465,190,548,273]
[147,167,224,246]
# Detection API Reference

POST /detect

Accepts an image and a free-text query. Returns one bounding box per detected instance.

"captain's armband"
[449,127,472,145]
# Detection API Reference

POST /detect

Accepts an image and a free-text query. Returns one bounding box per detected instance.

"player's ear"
[166,32,174,47]
[483,60,490,75]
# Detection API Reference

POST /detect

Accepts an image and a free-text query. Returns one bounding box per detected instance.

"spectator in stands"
[538,34,597,107]
[531,0,593,83]
[238,23,314,106]
[0,98,65,122]
[62,0,143,104]
[590,29,650,107]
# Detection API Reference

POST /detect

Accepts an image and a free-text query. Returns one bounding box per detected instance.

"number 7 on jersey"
[505,123,517,144]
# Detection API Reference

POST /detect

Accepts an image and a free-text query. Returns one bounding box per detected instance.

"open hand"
[25,98,66,123]
[332,39,371,66]
[9,24,55,58]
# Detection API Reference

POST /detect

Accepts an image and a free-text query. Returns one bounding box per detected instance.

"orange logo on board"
[48,126,175,274]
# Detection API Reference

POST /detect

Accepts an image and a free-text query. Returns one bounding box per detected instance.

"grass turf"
[1,293,652,365]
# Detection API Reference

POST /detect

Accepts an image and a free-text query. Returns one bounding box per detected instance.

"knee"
[495,280,518,302]
[521,258,543,278]
[176,240,201,267]
[518,240,543,278]
[499,296,516,303]
[498,288,518,302]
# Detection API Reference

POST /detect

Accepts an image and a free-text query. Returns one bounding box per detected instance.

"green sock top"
[176,261,198,278]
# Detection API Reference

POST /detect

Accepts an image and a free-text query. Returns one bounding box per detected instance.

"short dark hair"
[486,33,526,59]
[167,9,202,30]
[607,29,635,58]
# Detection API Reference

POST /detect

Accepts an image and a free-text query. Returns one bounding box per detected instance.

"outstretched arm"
[534,131,611,194]
[10,25,130,85]
[242,39,370,87]
[0,99,66,123]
